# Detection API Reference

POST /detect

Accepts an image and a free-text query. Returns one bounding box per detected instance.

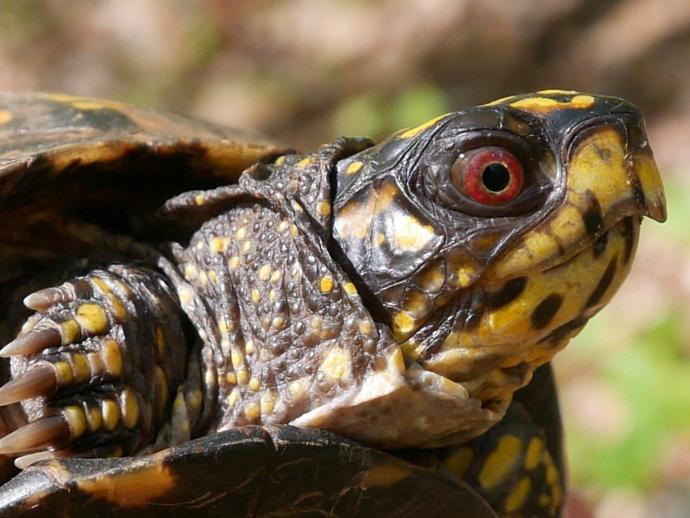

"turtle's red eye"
[451,147,524,205]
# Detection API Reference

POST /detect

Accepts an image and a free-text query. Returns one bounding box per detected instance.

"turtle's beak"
[491,98,666,281]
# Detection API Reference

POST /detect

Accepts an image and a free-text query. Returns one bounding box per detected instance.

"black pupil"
[481,163,511,192]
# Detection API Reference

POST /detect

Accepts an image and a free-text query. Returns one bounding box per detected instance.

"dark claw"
[0,328,61,357]
[0,364,57,406]
[0,415,70,455]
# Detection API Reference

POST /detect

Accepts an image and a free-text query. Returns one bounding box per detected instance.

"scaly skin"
[0,90,666,517]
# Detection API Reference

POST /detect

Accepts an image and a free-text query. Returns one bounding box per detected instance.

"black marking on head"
[592,231,608,258]
[621,216,636,264]
[582,191,603,239]
[531,293,564,330]
[486,277,527,310]
[585,255,618,309]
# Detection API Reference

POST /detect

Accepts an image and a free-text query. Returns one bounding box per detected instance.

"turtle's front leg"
[0,264,193,461]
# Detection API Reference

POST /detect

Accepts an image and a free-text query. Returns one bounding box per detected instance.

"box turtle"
[0,91,666,517]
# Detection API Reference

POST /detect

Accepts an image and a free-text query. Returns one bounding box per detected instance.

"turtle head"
[333,90,665,403]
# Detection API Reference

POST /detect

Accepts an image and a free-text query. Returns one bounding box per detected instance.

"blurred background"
[0,0,688,516]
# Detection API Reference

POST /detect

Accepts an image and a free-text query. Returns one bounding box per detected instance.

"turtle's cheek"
[422,216,639,385]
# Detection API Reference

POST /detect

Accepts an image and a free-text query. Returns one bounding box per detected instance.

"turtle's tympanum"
[0,91,666,517]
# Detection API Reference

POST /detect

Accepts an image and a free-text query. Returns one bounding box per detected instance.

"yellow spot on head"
[399,114,447,139]
[403,290,428,318]
[418,265,445,292]
[455,266,474,288]
[76,303,109,334]
[478,434,522,489]
[393,215,436,252]
[345,161,364,175]
[510,95,595,113]
[537,89,579,95]
[505,476,532,512]
[319,275,334,294]
[62,405,87,438]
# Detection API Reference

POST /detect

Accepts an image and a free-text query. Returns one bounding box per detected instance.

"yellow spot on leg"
[345,161,364,175]
[102,339,122,376]
[120,387,139,430]
[319,347,352,382]
[525,437,544,470]
[478,434,523,489]
[102,399,120,431]
[244,402,260,421]
[61,319,80,344]
[260,390,276,415]
[62,405,87,439]
[75,303,109,334]
[319,275,334,294]
[505,476,532,512]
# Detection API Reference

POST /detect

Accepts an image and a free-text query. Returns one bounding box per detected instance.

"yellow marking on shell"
[318,201,332,217]
[258,264,271,281]
[244,402,261,421]
[398,114,447,139]
[228,256,240,270]
[72,354,91,383]
[288,378,308,400]
[54,361,74,385]
[62,406,87,439]
[236,369,249,385]
[0,109,13,124]
[251,289,260,304]
[538,89,579,95]
[359,463,411,487]
[194,194,205,206]
[226,387,241,408]
[393,215,437,252]
[106,294,127,322]
[77,451,175,506]
[121,387,139,430]
[510,94,595,113]
[102,339,122,377]
[505,476,532,513]
[343,282,358,295]
[75,303,108,334]
[525,437,544,470]
[443,447,474,477]
[61,319,80,344]
[319,275,334,294]
[297,157,312,168]
[274,155,286,166]
[260,390,276,415]
[478,434,523,489]
[102,399,119,431]
[86,405,102,432]
[346,161,364,175]
[248,378,261,391]
[319,347,352,381]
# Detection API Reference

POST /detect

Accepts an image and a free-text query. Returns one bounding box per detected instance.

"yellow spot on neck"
[398,114,448,139]
[478,434,522,489]
[319,275,334,294]
[524,437,544,470]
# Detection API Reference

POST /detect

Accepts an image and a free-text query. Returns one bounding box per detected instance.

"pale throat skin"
[0,91,666,462]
